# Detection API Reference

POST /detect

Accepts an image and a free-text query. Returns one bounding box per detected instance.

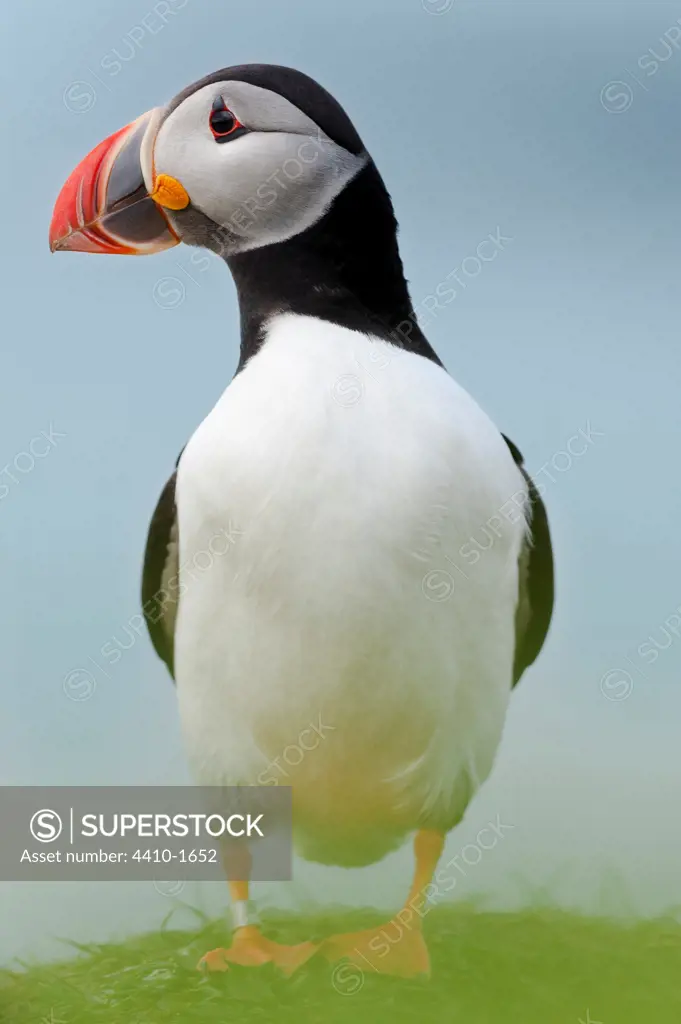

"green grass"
[2,905,680,1024]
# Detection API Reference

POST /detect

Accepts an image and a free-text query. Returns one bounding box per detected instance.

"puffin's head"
[49,64,369,257]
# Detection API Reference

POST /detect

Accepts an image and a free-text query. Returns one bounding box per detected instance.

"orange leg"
[198,850,319,975]
[322,829,445,978]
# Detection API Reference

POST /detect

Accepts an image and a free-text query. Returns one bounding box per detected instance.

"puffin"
[49,64,554,978]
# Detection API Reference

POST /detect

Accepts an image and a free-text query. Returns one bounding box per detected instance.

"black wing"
[503,435,555,686]
[141,471,179,680]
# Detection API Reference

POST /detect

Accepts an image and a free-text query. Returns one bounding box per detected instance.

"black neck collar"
[226,162,441,372]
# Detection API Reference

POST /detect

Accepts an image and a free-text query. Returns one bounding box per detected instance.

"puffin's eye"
[209,97,246,143]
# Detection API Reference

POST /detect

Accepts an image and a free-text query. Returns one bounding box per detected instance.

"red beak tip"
[49,231,73,253]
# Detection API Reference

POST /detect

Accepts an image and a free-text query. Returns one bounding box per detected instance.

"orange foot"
[198,926,318,976]
[322,919,430,979]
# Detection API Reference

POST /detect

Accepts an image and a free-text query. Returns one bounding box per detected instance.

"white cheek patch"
[233,143,368,253]
[153,80,368,252]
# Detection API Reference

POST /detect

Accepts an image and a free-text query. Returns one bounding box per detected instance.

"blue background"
[2,0,680,963]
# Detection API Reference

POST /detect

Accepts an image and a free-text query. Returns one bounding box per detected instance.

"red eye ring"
[209,97,245,141]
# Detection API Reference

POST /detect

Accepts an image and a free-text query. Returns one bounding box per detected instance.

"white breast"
[174,314,527,866]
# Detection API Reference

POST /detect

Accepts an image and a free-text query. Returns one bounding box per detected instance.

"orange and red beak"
[49,108,183,255]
